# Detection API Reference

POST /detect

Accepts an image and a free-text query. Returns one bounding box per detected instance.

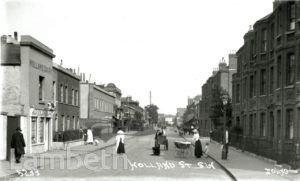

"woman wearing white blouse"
[115,128,125,154]
[193,129,203,158]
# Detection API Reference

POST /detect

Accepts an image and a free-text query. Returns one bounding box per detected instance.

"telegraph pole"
[150,91,152,105]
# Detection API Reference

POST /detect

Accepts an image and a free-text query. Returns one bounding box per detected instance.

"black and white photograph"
[0,0,300,180]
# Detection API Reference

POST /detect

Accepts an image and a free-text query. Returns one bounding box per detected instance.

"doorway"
[6,116,20,161]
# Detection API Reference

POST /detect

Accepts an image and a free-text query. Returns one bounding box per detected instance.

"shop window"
[31,117,44,144]
[31,117,37,144]
[38,118,44,143]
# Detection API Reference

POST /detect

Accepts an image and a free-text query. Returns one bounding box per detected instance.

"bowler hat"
[16,127,22,131]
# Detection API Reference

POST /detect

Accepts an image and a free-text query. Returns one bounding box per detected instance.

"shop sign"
[30,108,54,117]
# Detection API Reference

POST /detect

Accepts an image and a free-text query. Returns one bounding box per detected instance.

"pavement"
[181,133,300,181]
[0,130,141,179]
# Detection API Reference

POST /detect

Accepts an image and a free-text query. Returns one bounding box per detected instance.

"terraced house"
[231,0,300,168]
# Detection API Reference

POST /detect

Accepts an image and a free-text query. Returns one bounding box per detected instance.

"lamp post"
[221,94,228,160]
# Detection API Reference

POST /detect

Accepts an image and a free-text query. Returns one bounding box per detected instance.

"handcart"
[174,141,191,157]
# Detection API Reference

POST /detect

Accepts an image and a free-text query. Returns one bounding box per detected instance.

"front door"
[6,116,20,161]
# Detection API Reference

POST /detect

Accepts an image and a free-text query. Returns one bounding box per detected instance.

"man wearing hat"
[11,127,26,163]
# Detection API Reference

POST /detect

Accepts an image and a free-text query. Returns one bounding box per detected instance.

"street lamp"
[221,94,229,160]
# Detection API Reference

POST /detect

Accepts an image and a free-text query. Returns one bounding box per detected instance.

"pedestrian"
[86,128,93,145]
[203,142,209,158]
[152,130,160,155]
[11,127,26,163]
[79,127,84,140]
[193,129,203,158]
[115,128,125,154]
[209,129,213,142]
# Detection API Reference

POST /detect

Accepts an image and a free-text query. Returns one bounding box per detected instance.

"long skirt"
[117,141,125,154]
[194,139,203,158]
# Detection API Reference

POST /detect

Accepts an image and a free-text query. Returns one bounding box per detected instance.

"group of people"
[152,127,167,155]
[81,127,126,154]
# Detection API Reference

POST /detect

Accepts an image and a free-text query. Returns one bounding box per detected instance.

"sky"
[1,0,274,115]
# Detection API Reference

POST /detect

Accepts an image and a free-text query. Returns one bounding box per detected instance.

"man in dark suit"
[11,127,26,163]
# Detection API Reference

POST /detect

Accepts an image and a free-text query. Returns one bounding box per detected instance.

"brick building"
[231,0,300,168]
[1,33,55,160]
[52,63,80,140]
[199,54,237,136]
[80,82,115,135]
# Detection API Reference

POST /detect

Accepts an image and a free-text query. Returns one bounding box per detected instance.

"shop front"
[29,108,54,153]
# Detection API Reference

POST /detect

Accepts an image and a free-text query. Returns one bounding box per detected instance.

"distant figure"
[203,142,209,158]
[79,127,83,138]
[116,128,125,154]
[11,127,26,163]
[193,129,203,158]
[86,128,93,145]
[209,129,213,142]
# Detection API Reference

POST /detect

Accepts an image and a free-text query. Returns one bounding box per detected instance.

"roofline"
[53,63,81,80]
[20,35,55,58]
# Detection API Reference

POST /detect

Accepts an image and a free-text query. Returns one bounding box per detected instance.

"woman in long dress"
[86,128,93,145]
[115,128,125,154]
[193,129,203,158]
